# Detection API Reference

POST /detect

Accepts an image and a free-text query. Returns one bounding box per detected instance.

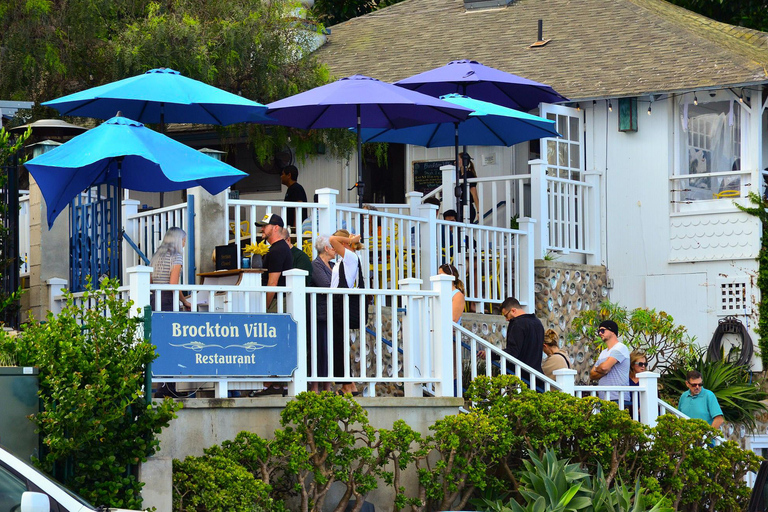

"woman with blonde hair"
[149,227,190,311]
[541,329,570,380]
[329,229,365,395]
[438,263,465,323]
[629,351,648,385]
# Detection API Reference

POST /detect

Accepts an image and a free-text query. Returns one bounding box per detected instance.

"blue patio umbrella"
[25,116,248,228]
[42,68,270,126]
[264,75,473,208]
[358,94,559,147]
[394,60,568,112]
[395,61,568,221]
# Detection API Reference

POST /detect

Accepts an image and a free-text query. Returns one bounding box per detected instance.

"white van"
[0,445,142,512]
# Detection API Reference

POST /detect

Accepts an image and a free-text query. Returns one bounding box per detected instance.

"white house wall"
[586,97,762,368]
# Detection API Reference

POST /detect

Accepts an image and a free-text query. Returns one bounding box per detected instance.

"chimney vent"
[529,19,551,47]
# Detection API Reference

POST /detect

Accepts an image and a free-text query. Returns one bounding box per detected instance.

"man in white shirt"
[589,320,630,401]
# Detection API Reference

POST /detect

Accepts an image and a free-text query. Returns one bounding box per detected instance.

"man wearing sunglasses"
[589,320,630,401]
[678,370,724,428]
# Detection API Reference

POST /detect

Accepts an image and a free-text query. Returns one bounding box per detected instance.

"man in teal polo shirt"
[678,370,724,428]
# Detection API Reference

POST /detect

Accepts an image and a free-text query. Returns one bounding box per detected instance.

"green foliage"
[667,0,768,32]
[276,391,380,512]
[647,414,761,511]
[173,455,279,512]
[735,191,768,368]
[0,0,353,163]
[658,346,768,429]
[569,300,695,372]
[474,448,672,512]
[311,0,406,26]
[0,279,180,509]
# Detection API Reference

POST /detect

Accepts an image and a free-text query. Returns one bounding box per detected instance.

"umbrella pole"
[116,157,124,284]
[357,106,364,211]
[159,105,165,208]
[454,123,462,222]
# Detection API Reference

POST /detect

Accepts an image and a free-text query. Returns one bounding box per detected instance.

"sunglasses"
[634,362,648,367]
[687,382,703,388]
[598,328,607,334]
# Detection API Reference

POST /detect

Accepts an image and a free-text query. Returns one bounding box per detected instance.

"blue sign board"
[151,313,298,377]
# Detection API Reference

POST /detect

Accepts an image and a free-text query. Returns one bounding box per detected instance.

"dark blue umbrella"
[394,60,568,111]
[359,94,559,147]
[265,74,473,208]
[25,116,247,228]
[42,68,270,126]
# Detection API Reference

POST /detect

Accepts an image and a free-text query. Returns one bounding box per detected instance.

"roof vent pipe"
[530,19,551,47]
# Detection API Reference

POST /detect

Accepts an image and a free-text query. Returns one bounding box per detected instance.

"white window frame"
[671,90,750,214]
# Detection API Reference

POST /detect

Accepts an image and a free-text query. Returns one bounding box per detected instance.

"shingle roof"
[314,0,768,100]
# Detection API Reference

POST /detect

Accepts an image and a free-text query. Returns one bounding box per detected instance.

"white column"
[399,278,424,397]
[516,218,536,312]
[122,199,140,281]
[637,371,660,427]
[417,201,439,289]
[441,165,457,211]
[529,159,548,259]
[584,170,603,266]
[47,277,68,315]
[127,266,152,316]
[285,269,309,396]
[553,368,577,396]
[431,273,455,397]
[406,191,423,217]
[316,188,338,237]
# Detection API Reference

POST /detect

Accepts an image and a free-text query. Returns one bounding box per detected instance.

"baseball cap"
[255,213,284,228]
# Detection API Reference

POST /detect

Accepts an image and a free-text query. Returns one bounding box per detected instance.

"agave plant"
[659,346,768,430]
[472,448,670,512]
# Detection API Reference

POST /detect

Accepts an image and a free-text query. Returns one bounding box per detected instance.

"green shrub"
[173,455,280,512]
[569,301,695,373]
[0,279,179,509]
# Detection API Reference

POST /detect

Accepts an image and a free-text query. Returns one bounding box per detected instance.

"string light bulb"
[576,102,581,111]
[647,104,652,115]
[739,94,744,103]
[608,100,613,112]
[693,94,698,106]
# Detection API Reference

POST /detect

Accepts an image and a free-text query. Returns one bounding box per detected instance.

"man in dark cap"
[255,213,293,310]
[589,320,630,400]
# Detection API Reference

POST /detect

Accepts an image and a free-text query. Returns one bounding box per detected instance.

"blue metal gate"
[69,184,119,292]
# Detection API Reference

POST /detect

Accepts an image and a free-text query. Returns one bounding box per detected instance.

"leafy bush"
[659,346,768,429]
[173,455,279,512]
[473,448,672,512]
[0,279,180,509]
[569,300,695,372]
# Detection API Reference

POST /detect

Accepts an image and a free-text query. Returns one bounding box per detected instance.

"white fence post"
[47,277,68,315]
[441,164,457,211]
[529,159,548,259]
[637,371,660,427]
[406,191,423,217]
[431,273,455,397]
[553,368,577,396]
[127,265,152,316]
[418,202,439,290]
[316,188,338,237]
[584,170,603,266]
[516,218,536,312]
[122,199,140,277]
[285,269,309,396]
[399,278,424,397]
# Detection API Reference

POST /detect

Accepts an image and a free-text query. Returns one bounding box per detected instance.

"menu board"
[413,160,454,194]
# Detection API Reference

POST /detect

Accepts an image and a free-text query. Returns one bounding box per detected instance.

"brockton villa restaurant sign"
[152,313,298,377]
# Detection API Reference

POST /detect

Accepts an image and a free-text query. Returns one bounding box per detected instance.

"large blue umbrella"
[394,60,568,111]
[42,68,270,126]
[265,74,473,208]
[359,94,559,147]
[25,116,247,228]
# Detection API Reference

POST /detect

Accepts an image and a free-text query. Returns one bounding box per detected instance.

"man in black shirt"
[501,296,544,387]
[282,165,308,228]
[255,214,294,310]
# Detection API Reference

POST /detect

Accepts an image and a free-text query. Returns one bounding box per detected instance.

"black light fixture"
[608,100,613,112]
[693,93,698,106]
[647,104,652,115]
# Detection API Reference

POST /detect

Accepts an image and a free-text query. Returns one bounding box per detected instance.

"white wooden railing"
[123,199,192,284]
[670,169,753,211]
